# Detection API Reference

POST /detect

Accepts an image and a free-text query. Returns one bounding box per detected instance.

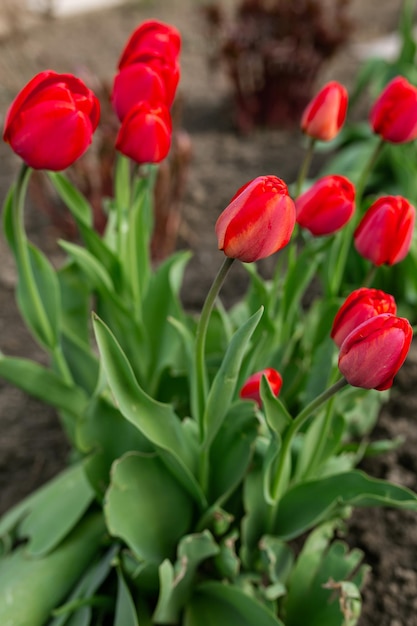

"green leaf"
[47,172,93,227]
[153,531,220,624]
[0,513,105,626]
[142,251,191,392]
[104,452,194,562]
[203,307,263,447]
[60,240,115,294]
[76,395,152,498]
[261,376,292,437]
[273,470,417,540]
[50,544,119,626]
[0,355,87,418]
[284,521,366,626]
[208,402,258,505]
[93,315,204,506]
[0,463,94,557]
[184,581,284,626]
[114,568,139,626]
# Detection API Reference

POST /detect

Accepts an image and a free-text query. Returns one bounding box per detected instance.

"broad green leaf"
[183,581,284,626]
[58,262,91,346]
[61,329,99,395]
[153,531,220,624]
[241,455,269,563]
[93,315,204,506]
[104,452,193,562]
[273,470,417,540]
[284,521,367,626]
[77,395,152,498]
[208,402,258,505]
[258,535,294,586]
[114,568,139,626]
[5,463,93,557]
[0,513,105,626]
[203,307,263,447]
[0,355,87,419]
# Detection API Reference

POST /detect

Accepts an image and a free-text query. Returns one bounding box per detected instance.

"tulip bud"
[295,174,355,236]
[111,63,167,122]
[331,288,397,347]
[354,195,415,266]
[3,71,100,171]
[301,81,348,142]
[240,368,283,407]
[215,176,296,263]
[338,314,412,391]
[115,100,172,164]
[118,20,181,70]
[370,76,417,144]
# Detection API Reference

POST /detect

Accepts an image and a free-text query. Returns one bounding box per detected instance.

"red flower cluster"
[3,71,100,171]
[331,288,412,391]
[112,20,181,164]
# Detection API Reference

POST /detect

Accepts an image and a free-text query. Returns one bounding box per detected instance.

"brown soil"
[1,1,416,625]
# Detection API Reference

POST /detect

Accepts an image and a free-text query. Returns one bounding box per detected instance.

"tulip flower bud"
[215,176,296,263]
[338,314,412,391]
[301,81,348,142]
[118,20,181,70]
[354,195,415,266]
[3,70,100,171]
[240,368,283,407]
[331,288,397,347]
[115,100,172,164]
[370,76,417,143]
[295,174,355,236]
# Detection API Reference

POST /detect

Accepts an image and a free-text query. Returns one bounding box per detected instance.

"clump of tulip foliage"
[1,19,417,626]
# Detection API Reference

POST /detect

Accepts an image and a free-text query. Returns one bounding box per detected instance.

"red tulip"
[295,175,355,236]
[331,288,397,347]
[301,81,348,141]
[129,52,180,107]
[111,63,167,122]
[3,70,100,171]
[338,314,412,391]
[118,20,181,70]
[370,76,417,143]
[354,196,415,266]
[240,368,283,407]
[116,100,172,164]
[215,176,296,263]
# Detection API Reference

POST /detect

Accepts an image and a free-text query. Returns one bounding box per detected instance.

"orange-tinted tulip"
[354,196,415,266]
[239,368,283,407]
[215,176,296,263]
[370,76,417,143]
[295,175,355,236]
[301,81,348,141]
[3,70,100,171]
[338,314,412,391]
[116,100,172,164]
[331,288,397,347]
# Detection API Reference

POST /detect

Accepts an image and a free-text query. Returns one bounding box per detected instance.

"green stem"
[294,137,316,198]
[362,264,378,287]
[13,164,55,348]
[269,377,348,508]
[195,256,235,437]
